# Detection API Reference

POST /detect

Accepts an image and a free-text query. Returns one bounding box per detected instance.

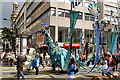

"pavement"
[1,63,120,80]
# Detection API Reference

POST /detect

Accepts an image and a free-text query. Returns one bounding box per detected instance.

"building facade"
[13,0,120,54]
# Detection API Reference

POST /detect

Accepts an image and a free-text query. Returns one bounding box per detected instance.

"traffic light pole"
[70,1,72,57]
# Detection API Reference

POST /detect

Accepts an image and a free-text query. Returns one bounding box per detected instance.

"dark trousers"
[87,61,90,66]
[10,59,13,66]
[40,57,44,67]
[17,71,25,79]
[52,64,55,71]
[35,67,39,74]
[92,60,95,65]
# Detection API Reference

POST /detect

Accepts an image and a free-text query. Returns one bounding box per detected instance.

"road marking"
[75,74,82,78]
[2,67,16,68]
[35,73,55,78]
[2,71,16,72]
[0,77,3,79]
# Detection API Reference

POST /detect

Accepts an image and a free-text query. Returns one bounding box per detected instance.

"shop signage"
[63,43,83,47]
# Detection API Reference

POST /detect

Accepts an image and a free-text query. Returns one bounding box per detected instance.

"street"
[1,63,120,80]
[1,0,120,80]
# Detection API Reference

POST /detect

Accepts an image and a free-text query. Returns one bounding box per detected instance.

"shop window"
[58,31,62,42]
[65,29,68,42]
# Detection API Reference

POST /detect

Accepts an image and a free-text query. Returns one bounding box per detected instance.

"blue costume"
[67,64,75,78]
[33,58,39,75]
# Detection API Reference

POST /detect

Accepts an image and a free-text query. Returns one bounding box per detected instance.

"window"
[65,0,71,3]
[58,9,64,17]
[119,9,120,14]
[65,10,70,18]
[108,16,110,21]
[85,13,94,21]
[58,31,62,42]
[85,2,89,7]
[104,15,107,20]
[78,12,83,20]
[78,1,83,6]
[114,7,117,13]
[51,8,56,16]
[65,29,68,42]
[26,2,34,14]
[26,2,44,19]
[85,13,90,21]
[90,17,94,21]
[104,5,108,10]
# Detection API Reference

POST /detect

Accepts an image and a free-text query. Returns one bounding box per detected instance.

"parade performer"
[106,53,117,78]
[67,57,75,79]
[101,59,108,76]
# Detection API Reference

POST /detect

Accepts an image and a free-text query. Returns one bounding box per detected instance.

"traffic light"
[6,42,9,49]
[85,42,89,49]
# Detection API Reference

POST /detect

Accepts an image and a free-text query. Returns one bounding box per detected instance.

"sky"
[1,1,24,28]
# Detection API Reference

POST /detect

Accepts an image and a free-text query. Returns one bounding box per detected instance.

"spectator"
[112,53,118,71]
[86,53,90,66]
[45,53,50,65]
[16,53,26,79]
[92,53,95,65]
[10,52,15,66]
[7,52,11,66]
[32,54,39,75]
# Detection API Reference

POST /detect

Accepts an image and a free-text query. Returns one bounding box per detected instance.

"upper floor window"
[51,8,56,16]
[85,13,94,21]
[85,2,89,7]
[58,9,65,17]
[78,12,83,20]
[104,5,117,13]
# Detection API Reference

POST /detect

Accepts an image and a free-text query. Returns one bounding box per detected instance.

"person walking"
[45,53,50,65]
[10,52,15,66]
[33,54,39,75]
[16,53,26,79]
[7,52,11,66]
[39,53,45,68]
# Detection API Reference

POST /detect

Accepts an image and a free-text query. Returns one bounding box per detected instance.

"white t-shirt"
[101,60,108,70]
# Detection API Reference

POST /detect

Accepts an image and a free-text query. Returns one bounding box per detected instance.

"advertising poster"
[22,38,27,55]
